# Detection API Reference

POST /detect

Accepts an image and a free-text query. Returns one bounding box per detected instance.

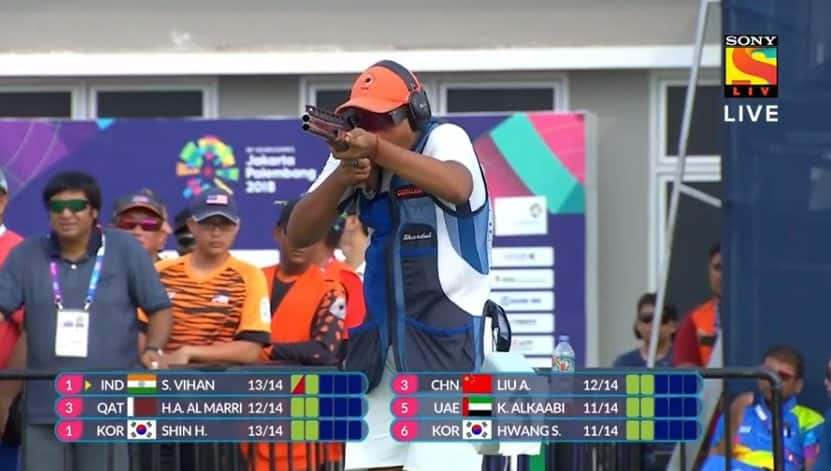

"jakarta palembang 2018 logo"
[176,135,240,198]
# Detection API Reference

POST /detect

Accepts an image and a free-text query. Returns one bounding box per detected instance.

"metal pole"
[647,0,714,367]
[770,376,785,471]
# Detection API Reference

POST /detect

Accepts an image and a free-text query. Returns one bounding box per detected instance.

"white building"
[0,0,723,366]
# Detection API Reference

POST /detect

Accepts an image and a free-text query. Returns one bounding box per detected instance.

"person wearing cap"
[112,190,177,355]
[241,198,348,471]
[288,60,492,471]
[139,188,271,366]
[0,168,23,470]
[137,188,271,471]
[172,207,195,256]
[111,189,171,262]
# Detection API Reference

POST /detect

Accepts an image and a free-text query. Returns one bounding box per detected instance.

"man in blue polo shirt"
[0,171,173,471]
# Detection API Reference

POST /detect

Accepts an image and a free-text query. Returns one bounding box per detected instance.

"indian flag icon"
[127,374,157,394]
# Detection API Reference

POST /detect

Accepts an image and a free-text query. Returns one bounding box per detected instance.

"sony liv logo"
[723,34,779,124]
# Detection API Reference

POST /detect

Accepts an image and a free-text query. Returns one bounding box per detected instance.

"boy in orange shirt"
[139,188,271,471]
[243,199,348,471]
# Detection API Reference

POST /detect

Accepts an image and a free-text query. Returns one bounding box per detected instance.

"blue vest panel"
[343,120,492,390]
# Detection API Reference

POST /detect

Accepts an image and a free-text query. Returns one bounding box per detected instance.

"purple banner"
[0,113,587,365]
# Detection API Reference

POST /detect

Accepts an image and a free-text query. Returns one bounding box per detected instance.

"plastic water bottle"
[552,335,576,372]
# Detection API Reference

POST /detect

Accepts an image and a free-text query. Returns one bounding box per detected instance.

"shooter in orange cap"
[289,60,494,471]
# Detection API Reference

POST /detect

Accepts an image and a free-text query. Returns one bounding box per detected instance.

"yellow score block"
[626,375,640,394]
[640,374,654,395]
[641,420,654,440]
[626,398,640,417]
[626,420,640,440]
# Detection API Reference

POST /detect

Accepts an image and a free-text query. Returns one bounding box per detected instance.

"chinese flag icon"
[462,374,493,394]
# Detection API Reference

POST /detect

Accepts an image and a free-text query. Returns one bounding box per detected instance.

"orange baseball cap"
[336,63,420,114]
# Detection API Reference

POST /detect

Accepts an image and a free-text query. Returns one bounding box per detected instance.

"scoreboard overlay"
[55,371,368,443]
[390,371,702,443]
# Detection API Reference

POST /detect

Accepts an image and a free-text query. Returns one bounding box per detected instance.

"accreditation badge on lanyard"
[52,234,106,358]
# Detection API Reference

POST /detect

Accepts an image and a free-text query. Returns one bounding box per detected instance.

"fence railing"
[0,366,345,471]
[694,367,785,471]
[481,367,786,471]
[0,367,787,471]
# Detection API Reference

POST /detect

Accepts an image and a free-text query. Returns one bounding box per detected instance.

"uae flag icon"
[462,397,493,417]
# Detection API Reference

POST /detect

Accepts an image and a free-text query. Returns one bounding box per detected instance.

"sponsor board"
[491,269,554,290]
[492,291,555,312]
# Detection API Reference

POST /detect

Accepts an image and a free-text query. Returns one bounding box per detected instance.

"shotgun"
[301,105,355,152]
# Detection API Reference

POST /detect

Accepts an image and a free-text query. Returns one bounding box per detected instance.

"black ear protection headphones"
[372,60,432,130]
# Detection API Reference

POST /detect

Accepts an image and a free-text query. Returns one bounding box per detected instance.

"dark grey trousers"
[23,424,128,471]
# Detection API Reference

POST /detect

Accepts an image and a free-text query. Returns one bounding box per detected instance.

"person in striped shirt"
[139,187,271,366]
[137,188,271,471]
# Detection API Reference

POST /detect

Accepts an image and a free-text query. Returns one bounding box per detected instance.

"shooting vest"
[343,120,493,390]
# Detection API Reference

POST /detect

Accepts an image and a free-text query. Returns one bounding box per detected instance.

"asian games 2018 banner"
[0,113,591,367]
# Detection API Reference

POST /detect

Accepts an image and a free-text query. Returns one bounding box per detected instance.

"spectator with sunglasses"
[112,189,175,354]
[0,171,173,471]
[613,294,678,470]
[613,292,678,368]
[289,60,492,471]
[111,189,172,262]
[702,345,824,471]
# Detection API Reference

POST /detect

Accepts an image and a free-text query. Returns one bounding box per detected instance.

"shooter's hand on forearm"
[333,158,373,187]
[330,128,378,161]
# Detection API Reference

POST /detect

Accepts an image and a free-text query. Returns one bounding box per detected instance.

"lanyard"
[755,403,794,436]
[49,233,106,311]
[754,403,800,463]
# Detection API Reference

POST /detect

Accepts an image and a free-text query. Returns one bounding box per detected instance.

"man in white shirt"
[288,60,493,471]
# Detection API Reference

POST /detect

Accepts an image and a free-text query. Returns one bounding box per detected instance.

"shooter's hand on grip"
[333,158,373,188]
[330,128,378,161]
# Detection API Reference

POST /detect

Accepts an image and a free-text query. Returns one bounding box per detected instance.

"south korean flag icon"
[127,420,157,440]
[463,419,492,440]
